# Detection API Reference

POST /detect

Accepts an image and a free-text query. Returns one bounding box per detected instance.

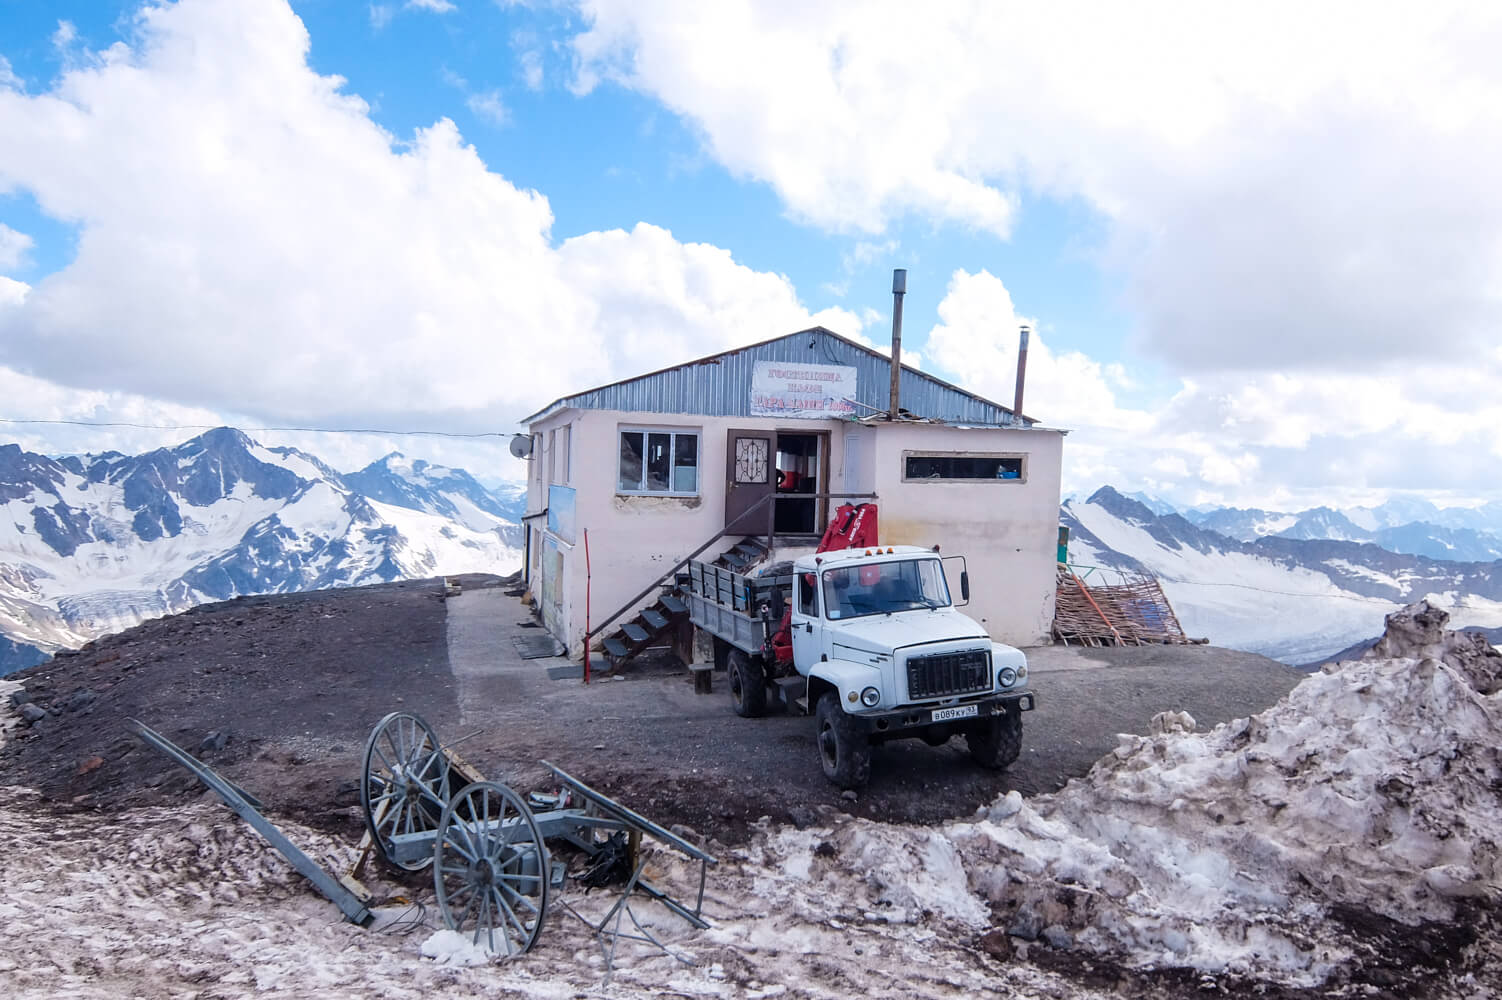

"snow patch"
[420,929,499,967]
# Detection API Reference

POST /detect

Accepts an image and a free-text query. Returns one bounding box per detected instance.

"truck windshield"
[821,558,951,619]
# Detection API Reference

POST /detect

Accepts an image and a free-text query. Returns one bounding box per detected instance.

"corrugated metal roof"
[521,327,1030,427]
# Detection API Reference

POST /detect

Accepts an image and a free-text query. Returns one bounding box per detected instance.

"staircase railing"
[585,491,877,644]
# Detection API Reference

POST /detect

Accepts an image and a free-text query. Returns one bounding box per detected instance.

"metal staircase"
[712,537,769,573]
[597,538,768,671]
[599,588,691,670]
[585,493,874,674]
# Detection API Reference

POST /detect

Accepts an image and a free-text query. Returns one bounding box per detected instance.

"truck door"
[790,570,822,673]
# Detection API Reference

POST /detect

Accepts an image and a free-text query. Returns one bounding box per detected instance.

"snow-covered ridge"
[1063,487,1502,663]
[0,430,523,671]
[762,602,1502,987]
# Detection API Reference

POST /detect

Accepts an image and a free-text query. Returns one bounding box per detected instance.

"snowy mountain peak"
[0,431,522,673]
[1084,486,1164,527]
[1274,507,1372,543]
[1122,490,1179,516]
[343,454,517,535]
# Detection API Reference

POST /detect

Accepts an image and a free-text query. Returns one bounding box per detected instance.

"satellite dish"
[509,434,534,459]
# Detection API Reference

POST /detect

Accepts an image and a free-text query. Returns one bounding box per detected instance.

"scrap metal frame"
[130,719,373,926]
[539,760,716,978]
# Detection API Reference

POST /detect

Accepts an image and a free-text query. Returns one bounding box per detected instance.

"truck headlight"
[860,686,881,707]
[997,667,1017,687]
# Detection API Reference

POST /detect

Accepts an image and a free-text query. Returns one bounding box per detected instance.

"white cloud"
[52,20,78,51]
[0,0,855,435]
[926,269,1148,433]
[0,56,19,91]
[518,48,543,91]
[0,363,528,484]
[465,89,507,126]
[369,5,395,30]
[567,1,1502,376]
[0,224,33,271]
[0,276,28,306]
[923,269,1502,508]
[406,0,456,12]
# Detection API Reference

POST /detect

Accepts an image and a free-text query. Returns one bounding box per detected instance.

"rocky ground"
[5,579,1492,998]
[0,574,1307,847]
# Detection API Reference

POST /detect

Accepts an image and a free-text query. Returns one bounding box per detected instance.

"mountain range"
[1067,487,1502,663]
[8,428,1501,674]
[1119,490,1502,562]
[0,428,522,673]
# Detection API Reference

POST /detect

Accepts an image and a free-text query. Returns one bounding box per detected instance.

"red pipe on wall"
[583,528,592,685]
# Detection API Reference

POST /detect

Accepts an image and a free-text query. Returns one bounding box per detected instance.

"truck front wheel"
[816,692,871,789]
[728,650,767,718]
[966,705,1023,770]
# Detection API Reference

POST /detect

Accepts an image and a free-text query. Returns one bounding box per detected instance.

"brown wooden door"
[725,428,775,536]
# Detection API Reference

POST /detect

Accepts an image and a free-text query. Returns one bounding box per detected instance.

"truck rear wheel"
[816,692,871,789]
[966,705,1022,770]
[728,650,767,718]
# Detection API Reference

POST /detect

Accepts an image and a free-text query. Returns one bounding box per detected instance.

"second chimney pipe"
[1013,324,1030,424]
[889,269,906,420]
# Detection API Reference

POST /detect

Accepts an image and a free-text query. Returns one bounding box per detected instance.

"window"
[797,572,818,616]
[903,452,1025,483]
[618,427,700,495]
[822,559,950,620]
[734,437,770,483]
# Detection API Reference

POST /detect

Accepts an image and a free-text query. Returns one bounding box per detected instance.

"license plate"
[931,704,979,723]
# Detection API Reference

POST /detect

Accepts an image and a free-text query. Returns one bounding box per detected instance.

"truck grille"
[906,649,991,700]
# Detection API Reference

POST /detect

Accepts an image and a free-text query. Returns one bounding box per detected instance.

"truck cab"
[786,545,1033,787]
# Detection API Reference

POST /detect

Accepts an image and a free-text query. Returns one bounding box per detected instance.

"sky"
[1,0,1500,510]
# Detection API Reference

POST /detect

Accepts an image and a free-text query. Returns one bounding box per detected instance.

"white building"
[520,327,1065,660]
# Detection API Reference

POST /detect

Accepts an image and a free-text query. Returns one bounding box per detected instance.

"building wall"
[525,409,1064,656]
[528,408,856,659]
[870,423,1064,645]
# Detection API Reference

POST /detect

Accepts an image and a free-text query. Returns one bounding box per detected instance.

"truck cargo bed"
[685,560,791,656]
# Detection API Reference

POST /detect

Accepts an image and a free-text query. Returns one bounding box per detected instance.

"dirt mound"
[0,577,474,823]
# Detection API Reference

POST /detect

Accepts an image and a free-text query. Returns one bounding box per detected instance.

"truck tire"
[816,692,871,789]
[728,650,767,718]
[966,705,1022,770]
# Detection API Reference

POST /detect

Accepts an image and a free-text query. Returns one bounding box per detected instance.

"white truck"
[685,544,1034,788]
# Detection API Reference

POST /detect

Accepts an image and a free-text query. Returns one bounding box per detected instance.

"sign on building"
[750,361,858,418]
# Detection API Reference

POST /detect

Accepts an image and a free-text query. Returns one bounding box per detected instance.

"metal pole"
[1013,324,1030,423]
[888,269,906,419]
[583,528,592,684]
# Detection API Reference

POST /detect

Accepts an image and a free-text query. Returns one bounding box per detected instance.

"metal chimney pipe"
[1013,324,1030,424]
[889,269,906,420]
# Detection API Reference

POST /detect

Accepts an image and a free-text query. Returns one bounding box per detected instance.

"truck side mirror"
[769,586,786,621]
[960,571,970,602]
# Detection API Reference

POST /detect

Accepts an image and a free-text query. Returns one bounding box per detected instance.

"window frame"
[900,450,1027,484]
[617,425,702,497]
